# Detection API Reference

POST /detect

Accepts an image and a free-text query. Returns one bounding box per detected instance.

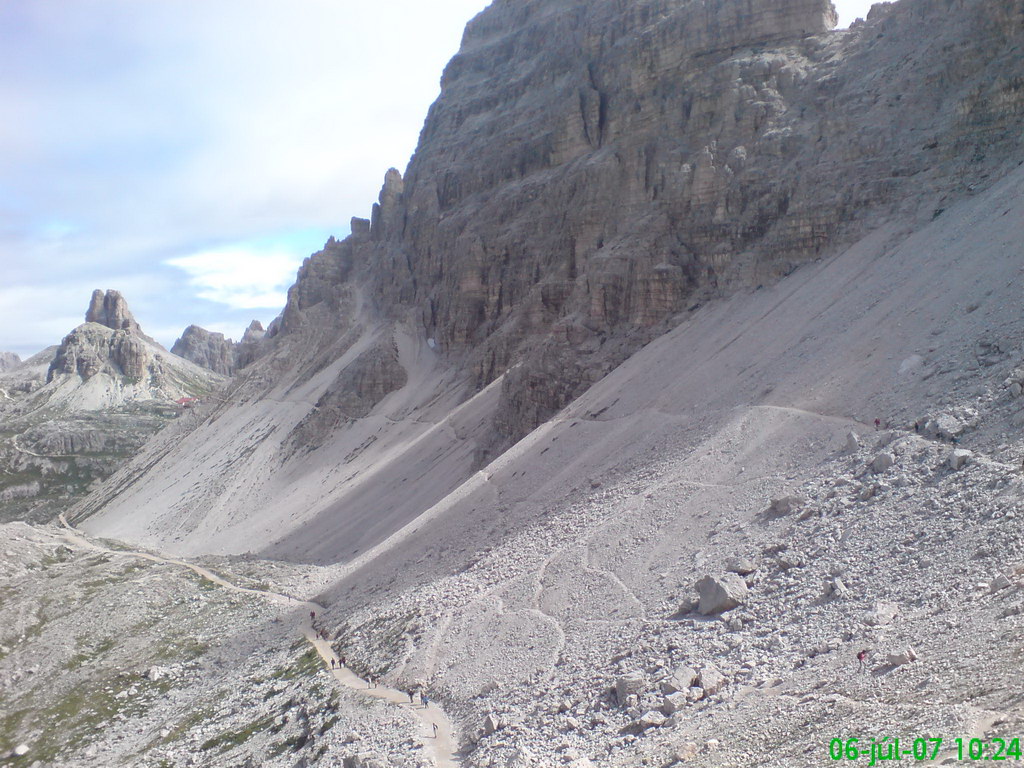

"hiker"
[409,690,415,704]
[310,610,315,622]
[433,722,438,738]
[857,649,869,673]
[874,418,881,430]
[340,655,346,667]
[331,659,335,670]
[422,695,430,709]
[914,421,920,433]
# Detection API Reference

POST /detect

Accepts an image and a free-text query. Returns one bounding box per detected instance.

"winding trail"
[54,515,460,767]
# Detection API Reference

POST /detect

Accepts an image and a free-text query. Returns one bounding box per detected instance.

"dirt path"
[54,515,460,766]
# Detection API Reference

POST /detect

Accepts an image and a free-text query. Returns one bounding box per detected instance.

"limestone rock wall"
[260,0,1024,445]
[171,325,237,377]
[86,289,144,335]
[48,324,150,383]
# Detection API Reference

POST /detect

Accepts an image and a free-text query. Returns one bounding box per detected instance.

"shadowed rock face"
[48,325,150,382]
[86,289,143,335]
[170,320,269,376]
[171,325,236,377]
[248,0,1021,448]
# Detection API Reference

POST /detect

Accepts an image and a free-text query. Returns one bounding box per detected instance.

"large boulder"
[659,665,698,695]
[696,665,727,696]
[695,573,748,614]
[614,671,646,702]
[947,449,972,470]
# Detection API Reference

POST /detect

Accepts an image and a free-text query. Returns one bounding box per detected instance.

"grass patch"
[200,714,276,753]
[66,637,117,670]
[183,569,222,592]
[271,647,322,681]
[0,672,175,761]
[151,635,209,663]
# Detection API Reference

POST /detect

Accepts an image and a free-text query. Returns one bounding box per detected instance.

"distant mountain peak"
[85,289,141,334]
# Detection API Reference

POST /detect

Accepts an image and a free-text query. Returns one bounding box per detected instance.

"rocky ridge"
[170,320,268,377]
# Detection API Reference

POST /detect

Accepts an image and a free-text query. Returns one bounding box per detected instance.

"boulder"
[725,556,757,575]
[659,665,697,694]
[696,665,726,696]
[696,573,748,614]
[947,449,972,470]
[483,712,501,735]
[614,671,645,702]
[865,602,899,626]
[923,414,965,441]
[845,431,860,452]
[769,496,806,515]
[661,691,688,715]
[886,647,918,666]
[870,453,894,473]
[637,710,667,729]
[778,551,806,570]
[991,574,1012,592]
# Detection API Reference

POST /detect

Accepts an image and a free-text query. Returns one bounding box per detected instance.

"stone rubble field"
[0,523,435,767]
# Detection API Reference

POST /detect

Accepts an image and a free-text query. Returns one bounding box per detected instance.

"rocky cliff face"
[235,320,266,370]
[84,288,153,340]
[259,0,1024,447]
[171,325,236,376]
[170,321,269,376]
[48,324,150,383]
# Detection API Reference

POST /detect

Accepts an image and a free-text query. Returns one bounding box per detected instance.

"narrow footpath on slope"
[54,515,460,767]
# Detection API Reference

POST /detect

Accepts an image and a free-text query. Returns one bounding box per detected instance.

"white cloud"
[166,247,306,311]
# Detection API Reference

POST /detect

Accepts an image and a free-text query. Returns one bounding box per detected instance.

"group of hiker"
[309,610,439,737]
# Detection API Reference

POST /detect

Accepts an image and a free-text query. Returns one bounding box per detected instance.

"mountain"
[170,319,268,377]
[76,0,1024,559]
[42,0,1024,765]
[0,290,225,523]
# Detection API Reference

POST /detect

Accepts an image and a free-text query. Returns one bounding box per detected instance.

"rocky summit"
[5,0,1024,766]
[170,320,268,377]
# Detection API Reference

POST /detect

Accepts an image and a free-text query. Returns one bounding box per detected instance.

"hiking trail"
[54,515,460,767]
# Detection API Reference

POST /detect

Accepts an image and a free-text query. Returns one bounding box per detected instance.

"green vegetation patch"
[66,637,117,670]
[271,647,322,681]
[0,671,175,761]
[200,714,277,753]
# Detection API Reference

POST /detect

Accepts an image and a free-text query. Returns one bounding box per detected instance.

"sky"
[0,0,878,359]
